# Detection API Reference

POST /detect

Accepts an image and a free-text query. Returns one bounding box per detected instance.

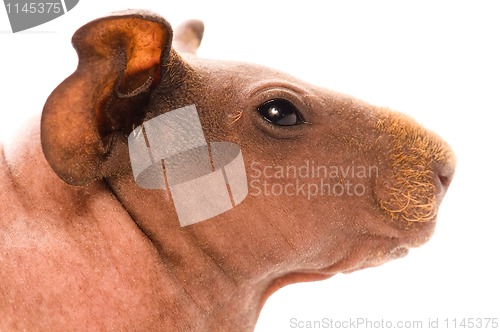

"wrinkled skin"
[0,11,455,331]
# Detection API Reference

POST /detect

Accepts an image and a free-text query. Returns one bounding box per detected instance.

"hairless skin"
[0,11,455,331]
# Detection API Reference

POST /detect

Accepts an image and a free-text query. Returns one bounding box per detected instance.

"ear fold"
[173,19,204,55]
[41,11,173,185]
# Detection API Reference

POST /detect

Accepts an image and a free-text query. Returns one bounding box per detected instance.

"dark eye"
[257,99,305,126]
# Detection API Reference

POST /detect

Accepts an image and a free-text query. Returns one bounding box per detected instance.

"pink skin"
[0,11,455,331]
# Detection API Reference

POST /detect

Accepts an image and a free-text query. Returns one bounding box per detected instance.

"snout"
[373,108,456,226]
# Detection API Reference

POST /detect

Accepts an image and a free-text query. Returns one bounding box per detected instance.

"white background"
[1,1,499,331]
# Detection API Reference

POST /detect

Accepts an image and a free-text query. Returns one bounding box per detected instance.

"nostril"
[434,159,455,196]
[438,174,451,189]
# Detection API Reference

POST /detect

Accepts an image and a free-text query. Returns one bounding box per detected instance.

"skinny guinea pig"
[0,10,455,331]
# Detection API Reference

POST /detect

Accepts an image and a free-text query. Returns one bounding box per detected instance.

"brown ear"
[41,11,173,185]
[173,19,204,55]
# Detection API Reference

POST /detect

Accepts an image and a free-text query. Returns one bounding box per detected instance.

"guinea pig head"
[41,11,455,301]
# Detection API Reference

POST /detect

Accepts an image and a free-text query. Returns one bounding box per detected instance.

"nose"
[434,157,456,201]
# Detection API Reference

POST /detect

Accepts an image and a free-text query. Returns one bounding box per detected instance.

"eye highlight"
[257,99,305,126]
